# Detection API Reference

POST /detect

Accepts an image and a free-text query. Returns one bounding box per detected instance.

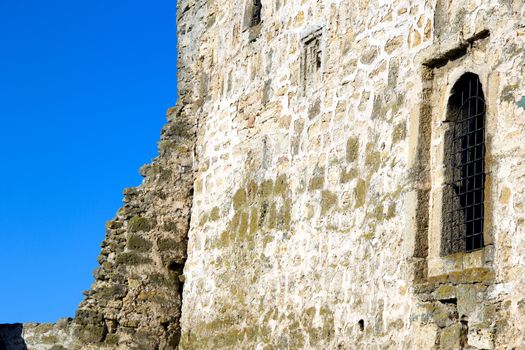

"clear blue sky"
[0,1,177,323]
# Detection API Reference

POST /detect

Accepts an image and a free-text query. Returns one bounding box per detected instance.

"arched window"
[442,73,486,254]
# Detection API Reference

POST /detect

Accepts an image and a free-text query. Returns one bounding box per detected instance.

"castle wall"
[178,0,525,349]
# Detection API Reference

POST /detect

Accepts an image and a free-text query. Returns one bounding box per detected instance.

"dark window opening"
[300,29,323,91]
[250,0,262,27]
[442,73,486,254]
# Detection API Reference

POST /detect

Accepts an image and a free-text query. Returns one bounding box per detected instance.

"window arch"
[442,73,486,255]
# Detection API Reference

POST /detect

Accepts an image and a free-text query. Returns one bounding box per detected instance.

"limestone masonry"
[2,0,525,349]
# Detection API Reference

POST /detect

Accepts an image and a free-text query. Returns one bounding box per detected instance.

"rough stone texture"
[178,0,525,349]
[2,0,525,349]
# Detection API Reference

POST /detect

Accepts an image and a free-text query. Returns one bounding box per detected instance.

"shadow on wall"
[0,324,27,350]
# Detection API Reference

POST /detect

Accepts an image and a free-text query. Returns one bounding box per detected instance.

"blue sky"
[0,1,177,323]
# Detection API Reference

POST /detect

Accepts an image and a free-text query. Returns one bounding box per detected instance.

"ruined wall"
[20,91,195,348]
[12,1,206,349]
[178,0,525,349]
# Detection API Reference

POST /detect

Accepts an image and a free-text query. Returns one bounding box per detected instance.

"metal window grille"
[444,73,486,254]
[251,0,262,27]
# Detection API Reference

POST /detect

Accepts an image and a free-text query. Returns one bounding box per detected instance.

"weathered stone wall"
[19,98,195,349]
[178,0,525,349]
[6,1,206,349]
[3,0,525,349]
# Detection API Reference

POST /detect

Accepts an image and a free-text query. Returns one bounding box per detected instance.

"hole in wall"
[440,297,458,305]
[168,261,186,298]
[168,261,184,275]
[358,319,365,331]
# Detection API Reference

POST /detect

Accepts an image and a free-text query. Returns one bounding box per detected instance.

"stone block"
[440,323,463,350]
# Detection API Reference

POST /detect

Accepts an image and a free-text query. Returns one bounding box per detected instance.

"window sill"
[427,244,493,279]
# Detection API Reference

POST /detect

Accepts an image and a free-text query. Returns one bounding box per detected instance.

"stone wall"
[3,0,525,349]
[177,0,525,349]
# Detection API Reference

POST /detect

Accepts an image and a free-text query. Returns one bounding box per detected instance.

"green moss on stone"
[128,216,153,233]
[220,230,230,246]
[149,273,177,287]
[260,180,274,197]
[116,252,152,266]
[440,323,463,350]
[249,207,259,236]
[267,202,278,229]
[49,346,67,350]
[41,335,57,344]
[281,199,292,229]
[231,212,241,231]
[363,232,374,240]
[105,334,119,345]
[35,324,54,333]
[246,181,258,203]
[210,207,221,221]
[171,119,191,138]
[163,220,178,232]
[431,302,455,328]
[373,204,384,222]
[435,285,456,301]
[199,213,209,227]
[238,212,249,240]
[340,168,358,183]
[95,284,127,300]
[355,179,367,208]
[365,144,381,173]
[258,200,269,228]
[274,175,288,195]
[346,137,359,162]
[321,191,338,214]
[309,175,325,191]
[127,235,153,252]
[158,140,180,155]
[448,268,494,284]
[76,324,107,343]
[157,238,179,252]
[232,188,247,210]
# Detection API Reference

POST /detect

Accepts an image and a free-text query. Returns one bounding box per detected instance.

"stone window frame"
[410,31,497,280]
[300,27,324,95]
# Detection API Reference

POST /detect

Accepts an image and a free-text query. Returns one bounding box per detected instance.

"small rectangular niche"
[300,28,323,93]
